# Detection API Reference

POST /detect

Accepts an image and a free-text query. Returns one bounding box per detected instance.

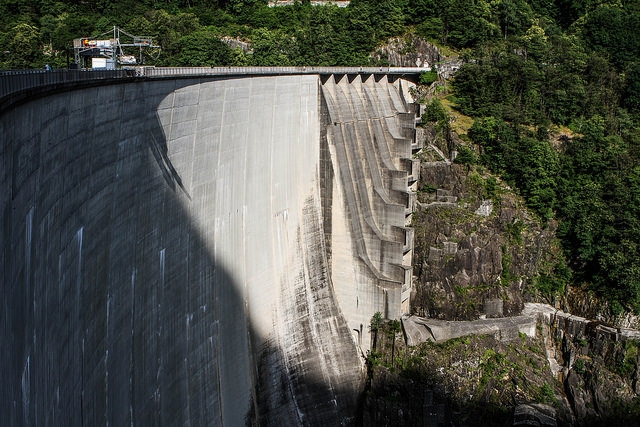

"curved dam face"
[1,73,415,426]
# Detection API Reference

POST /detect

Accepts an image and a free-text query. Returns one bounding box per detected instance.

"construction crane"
[73,26,159,70]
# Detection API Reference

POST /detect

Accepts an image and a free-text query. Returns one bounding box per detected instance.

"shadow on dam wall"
[1,76,364,426]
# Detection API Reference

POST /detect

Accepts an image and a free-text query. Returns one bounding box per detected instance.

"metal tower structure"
[73,26,159,69]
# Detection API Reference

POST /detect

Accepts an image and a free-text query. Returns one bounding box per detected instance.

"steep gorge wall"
[1,74,414,425]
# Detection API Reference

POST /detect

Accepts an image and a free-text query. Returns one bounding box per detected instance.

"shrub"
[454,145,477,165]
[419,68,438,86]
[535,383,556,405]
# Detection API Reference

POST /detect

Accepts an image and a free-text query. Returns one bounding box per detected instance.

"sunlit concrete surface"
[322,74,415,348]
[1,73,415,425]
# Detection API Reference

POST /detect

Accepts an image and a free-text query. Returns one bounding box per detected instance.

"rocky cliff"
[534,304,640,424]
[411,130,556,321]
[363,304,640,426]
[372,36,462,79]
[362,114,640,426]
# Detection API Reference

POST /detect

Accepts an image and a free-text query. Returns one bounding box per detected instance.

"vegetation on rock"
[365,315,640,426]
[364,318,566,426]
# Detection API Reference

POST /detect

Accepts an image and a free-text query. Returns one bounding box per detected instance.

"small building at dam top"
[1,66,423,426]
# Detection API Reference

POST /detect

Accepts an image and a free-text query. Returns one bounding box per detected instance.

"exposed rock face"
[532,304,640,424]
[562,286,640,330]
[411,160,555,320]
[220,36,250,52]
[513,403,557,427]
[373,37,444,70]
[372,37,462,79]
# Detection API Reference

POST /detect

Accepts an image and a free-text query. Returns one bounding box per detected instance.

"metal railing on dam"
[0,66,425,103]
[139,66,425,77]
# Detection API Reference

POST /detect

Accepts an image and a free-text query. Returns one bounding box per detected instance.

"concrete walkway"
[403,302,640,347]
[403,311,537,346]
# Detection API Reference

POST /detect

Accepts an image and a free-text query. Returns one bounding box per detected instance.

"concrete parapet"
[422,201,458,209]
[402,302,640,348]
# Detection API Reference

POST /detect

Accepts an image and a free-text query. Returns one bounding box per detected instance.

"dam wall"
[1,73,415,425]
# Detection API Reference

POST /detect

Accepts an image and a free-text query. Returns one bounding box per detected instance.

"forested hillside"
[3,0,640,315]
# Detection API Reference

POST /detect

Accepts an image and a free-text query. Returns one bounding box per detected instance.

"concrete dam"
[1,69,419,426]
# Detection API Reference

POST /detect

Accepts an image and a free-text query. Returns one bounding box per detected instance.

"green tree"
[50,13,97,53]
[511,135,558,220]
[469,117,557,220]
[405,0,437,25]
[440,0,500,48]
[174,31,232,66]
[493,0,533,39]
[544,35,591,122]
[582,6,640,70]
[469,116,513,174]
[348,0,406,46]
[249,28,297,66]
[388,319,402,367]
[149,10,201,65]
[416,17,444,41]
[555,116,640,312]
[370,311,383,351]
[2,22,42,68]
[454,145,477,166]
[419,68,438,86]
[422,98,447,123]
[623,62,640,114]
[296,5,354,66]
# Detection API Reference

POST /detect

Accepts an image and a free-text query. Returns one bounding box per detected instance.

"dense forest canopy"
[2,0,640,314]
